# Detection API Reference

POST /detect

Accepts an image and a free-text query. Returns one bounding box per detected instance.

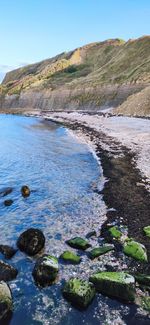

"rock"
[62,278,95,309]
[123,240,148,262]
[0,281,13,321]
[90,271,135,302]
[141,296,150,312]
[66,237,91,250]
[88,245,114,260]
[21,185,30,198]
[143,226,150,238]
[17,228,45,256]
[60,251,81,264]
[0,187,13,197]
[108,226,122,239]
[135,274,150,286]
[4,199,13,207]
[32,255,58,286]
[0,245,17,259]
[86,230,96,239]
[0,261,18,281]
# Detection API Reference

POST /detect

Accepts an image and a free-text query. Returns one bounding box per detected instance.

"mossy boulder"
[141,296,150,312]
[123,240,148,262]
[143,226,150,238]
[60,251,81,264]
[66,237,91,250]
[89,245,114,260]
[135,274,150,286]
[17,228,45,256]
[62,278,95,309]
[0,281,13,321]
[90,272,135,302]
[32,255,59,286]
[108,226,122,239]
[21,185,30,198]
[0,261,18,281]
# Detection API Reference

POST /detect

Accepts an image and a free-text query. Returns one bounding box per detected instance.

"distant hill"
[0,36,150,116]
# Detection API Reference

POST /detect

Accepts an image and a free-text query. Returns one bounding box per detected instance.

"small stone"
[66,237,91,250]
[0,281,13,321]
[143,226,150,238]
[17,228,45,256]
[90,271,135,302]
[60,251,81,264]
[135,274,150,286]
[62,278,95,309]
[0,187,13,197]
[0,261,18,281]
[123,240,148,262]
[32,255,59,286]
[0,245,17,259]
[108,226,122,239]
[4,200,13,207]
[21,185,30,198]
[141,296,150,312]
[86,230,96,239]
[88,245,114,260]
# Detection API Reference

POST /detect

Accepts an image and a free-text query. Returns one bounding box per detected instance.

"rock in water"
[0,281,13,321]
[141,296,150,312]
[62,278,95,309]
[60,251,81,264]
[143,226,150,238]
[123,240,148,262]
[32,255,59,286]
[66,237,91,250]
[17,228,45,256]
[0,261,18,281]
[0,245,17,259]
[88,245,114,260]
[21,185,30,198]
[4,199,13,207]
[0,187,13,197]
[90,272,135,302]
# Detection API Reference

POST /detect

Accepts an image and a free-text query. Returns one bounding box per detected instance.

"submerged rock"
[62,278,95,309]
[143,226,150,238]
[4,199,13,207]
[0,281,13,321]
[0,261,18,281]
[86,230,97,239]
[135,274,150,286]
[0,187,13,197]
[60,251,81,264]
[88,245,114,260]
[0,245,17,259]
[32,255,59,286]
[66,237,91,250]
[90,271,135,302]
[17,228,45,256]
[21,185,30,198]
[123,240,148,262]
[108,226,122,239]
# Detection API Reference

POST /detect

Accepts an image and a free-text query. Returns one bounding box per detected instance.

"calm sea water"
[0,115,147,325]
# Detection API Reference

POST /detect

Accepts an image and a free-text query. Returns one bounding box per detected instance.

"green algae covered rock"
[60,251,81,264]
[32,255,59,286]
[89,245,114,260]
[135,274,150,286]
[143,226,150,238]
[62,278,95,309]
[90,271,135,302]
[141,296,150,312]
[108,226,122,239]
[0,281,13,321]
[66,237,91,250]
[123,240,148,262]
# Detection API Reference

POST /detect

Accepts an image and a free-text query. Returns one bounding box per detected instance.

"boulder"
[0,187,13,197]
[135,274,150,286]
[62,278,95,309]
[0,281,13,321]
[60,251,81,264]
[123,240,148,262]
[32,255,58,286]
[0,245,17,259]
[108,226,122,239]
[66,237,91,250]
[17,228,45,256]
[21,185,30,198]
[89,245,114,260]
[0,261,18,281]
[143,226,150,238]
[4,199,13,207]
[90,271,135,302]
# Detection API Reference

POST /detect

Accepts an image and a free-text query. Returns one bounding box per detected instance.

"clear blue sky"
[0,0,149,80]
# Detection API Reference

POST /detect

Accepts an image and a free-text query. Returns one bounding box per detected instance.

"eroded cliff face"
[0,36,150,115]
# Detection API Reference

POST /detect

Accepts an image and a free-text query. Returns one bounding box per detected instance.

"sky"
[0,0,150,81]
